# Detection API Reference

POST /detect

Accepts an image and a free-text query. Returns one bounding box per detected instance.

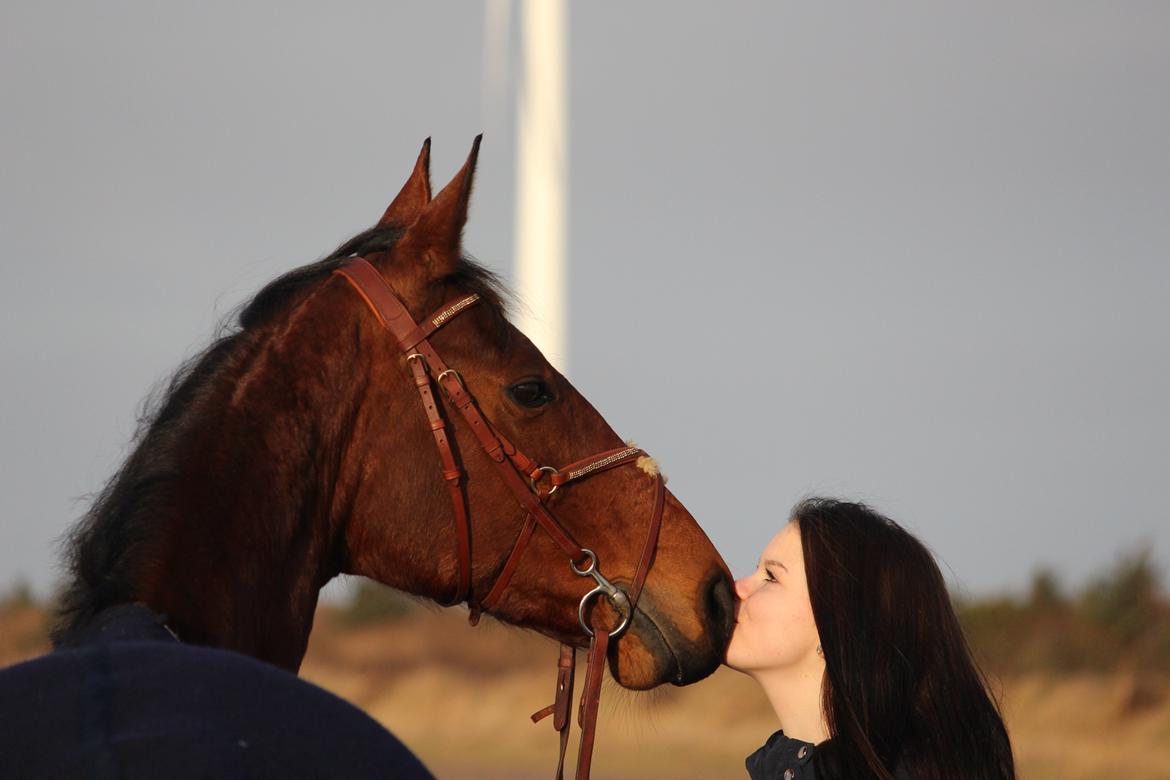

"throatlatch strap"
[403,352,471,605]
[334,260,475,605]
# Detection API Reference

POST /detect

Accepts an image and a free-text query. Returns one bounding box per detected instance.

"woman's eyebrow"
[760,559,789,572]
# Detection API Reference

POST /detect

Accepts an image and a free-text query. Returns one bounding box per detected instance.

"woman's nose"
[733,575,753,599]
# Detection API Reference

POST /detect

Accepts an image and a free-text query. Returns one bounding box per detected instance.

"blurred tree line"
[0,577,35,610]
[5,550,1168,677]
[955,547,1170,674]
[339,550,1170,677]
[334,578,420,626]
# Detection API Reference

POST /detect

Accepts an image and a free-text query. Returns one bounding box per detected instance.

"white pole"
[514,0,568,371]
[481,0,512,132]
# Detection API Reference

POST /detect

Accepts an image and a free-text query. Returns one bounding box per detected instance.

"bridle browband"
[334,257,666,780]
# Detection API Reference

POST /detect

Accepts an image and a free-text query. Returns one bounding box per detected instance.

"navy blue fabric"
[0,606,434,779]
[746,730,818,779]
[746,730,911,780]
[55,603,179,647]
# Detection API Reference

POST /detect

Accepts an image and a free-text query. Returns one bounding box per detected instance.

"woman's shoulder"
[745,730,816,779]
[745,731,912,779]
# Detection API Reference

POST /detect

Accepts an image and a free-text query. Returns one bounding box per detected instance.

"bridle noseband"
[335,257,666,780]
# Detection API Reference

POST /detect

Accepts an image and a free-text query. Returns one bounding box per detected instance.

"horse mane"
[53,224,511,644]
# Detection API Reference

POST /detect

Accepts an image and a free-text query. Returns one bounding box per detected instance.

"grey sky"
[1,2,1167,602]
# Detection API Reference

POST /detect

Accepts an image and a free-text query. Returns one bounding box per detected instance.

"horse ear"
[399,135,481,274]
[378,138,432,228]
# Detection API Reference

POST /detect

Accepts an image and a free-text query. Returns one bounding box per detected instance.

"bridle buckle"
[436,368,465,402]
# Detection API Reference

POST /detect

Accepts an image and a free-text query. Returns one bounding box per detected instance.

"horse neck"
[137,291,360,671]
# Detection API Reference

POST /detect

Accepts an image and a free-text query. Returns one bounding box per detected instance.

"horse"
[0,138,734,779]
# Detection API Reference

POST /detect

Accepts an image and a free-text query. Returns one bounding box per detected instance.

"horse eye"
[508,379,554,409]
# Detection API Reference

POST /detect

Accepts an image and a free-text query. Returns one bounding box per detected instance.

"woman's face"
[725,521,823,676]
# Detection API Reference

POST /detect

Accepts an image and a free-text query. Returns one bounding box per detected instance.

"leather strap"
[531,643,577,780]
[628,474,666,608]
[476,447,653,614]
[335,264,475,606]
[575,625,610,779]
[479,515,537,612]
[521,474,665,780]
[334,257,479,351]
[550,446,642,488]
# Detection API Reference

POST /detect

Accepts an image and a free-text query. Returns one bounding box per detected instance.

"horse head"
[334,138,733,689]
[55,138,732,694]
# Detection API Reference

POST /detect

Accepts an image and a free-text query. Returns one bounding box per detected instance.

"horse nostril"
[704,572,735,642]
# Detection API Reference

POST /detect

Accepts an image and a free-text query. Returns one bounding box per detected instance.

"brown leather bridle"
[335,257,666,780]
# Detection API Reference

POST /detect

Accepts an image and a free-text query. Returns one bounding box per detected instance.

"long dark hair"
[794,498,1015,780]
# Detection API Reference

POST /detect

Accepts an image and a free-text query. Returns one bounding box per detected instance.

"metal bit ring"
[571,549,633,638]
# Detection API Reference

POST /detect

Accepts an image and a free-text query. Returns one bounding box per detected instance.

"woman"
[725,498,1015,780]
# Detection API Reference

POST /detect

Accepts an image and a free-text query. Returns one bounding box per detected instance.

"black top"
[746,730,818,779]
[746,729,912,779]
[0,604,434,779]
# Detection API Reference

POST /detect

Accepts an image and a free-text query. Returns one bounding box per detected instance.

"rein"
[334,257,666,780]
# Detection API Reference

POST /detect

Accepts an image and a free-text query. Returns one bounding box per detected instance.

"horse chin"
[609,607,726,690]
[607,577,730,689]
[608,609,680,690]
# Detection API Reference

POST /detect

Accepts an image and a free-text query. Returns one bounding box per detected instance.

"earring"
[816,645,823,657]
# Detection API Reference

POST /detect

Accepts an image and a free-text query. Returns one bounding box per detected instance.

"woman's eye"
[509,379,555,409]
[763,569,778,583]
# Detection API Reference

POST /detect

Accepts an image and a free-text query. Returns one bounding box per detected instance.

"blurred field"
[3,585,1170,779]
